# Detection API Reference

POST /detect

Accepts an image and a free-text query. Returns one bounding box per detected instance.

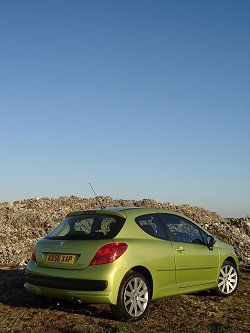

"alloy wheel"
[217,263,238,295]
[123,276,149,318]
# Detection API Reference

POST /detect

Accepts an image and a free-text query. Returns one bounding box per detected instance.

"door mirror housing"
[206,236,216,250]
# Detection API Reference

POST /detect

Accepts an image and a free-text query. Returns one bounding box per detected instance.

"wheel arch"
[223,256,238,268]
[110,266,152,320]
[215,257,239,296]
[129,265,153,299]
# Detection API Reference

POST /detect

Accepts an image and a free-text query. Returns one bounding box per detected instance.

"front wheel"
[215,261,238,296]
[110,271,150,321]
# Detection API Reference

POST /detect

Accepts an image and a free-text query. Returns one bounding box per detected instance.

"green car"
[25,207,239,321]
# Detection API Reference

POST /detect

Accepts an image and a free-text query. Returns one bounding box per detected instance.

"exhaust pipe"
[72,297,82,305]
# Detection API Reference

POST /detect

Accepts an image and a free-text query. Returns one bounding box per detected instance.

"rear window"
[46,214,125,240]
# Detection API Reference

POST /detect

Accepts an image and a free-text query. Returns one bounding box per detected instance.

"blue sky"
[0,0,249,217]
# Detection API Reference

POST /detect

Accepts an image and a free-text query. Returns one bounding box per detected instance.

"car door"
[135,213,177,297]
[159,213,219,289]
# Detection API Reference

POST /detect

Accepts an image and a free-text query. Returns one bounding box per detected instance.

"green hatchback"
[24,207,239,321]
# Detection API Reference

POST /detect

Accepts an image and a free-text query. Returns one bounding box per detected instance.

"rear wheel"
[215,261,238,296]
[111,271,150,321]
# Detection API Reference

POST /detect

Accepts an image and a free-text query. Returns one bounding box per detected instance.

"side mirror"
[206,236,216,250]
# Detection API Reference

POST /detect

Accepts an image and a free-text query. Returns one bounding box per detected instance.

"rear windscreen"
[46,214,125,240]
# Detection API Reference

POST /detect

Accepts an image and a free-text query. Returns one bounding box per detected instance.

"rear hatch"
[35,238,111,270]
[34,210,126,270]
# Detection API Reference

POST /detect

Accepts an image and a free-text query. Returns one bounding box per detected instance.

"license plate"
[46,254,76,264]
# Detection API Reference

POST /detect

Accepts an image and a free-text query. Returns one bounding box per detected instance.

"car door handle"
[175,246,185,252]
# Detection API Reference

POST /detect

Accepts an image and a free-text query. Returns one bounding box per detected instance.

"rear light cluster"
[89,242,128,266]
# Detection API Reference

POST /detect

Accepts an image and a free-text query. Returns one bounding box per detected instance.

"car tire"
[215,261,239,296]
[110,271,150,321]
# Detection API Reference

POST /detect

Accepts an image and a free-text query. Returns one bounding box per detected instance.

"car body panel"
[24,207,239,307]
[174,241,219,287]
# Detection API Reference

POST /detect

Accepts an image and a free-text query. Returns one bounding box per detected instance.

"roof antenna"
[89,182,104,209]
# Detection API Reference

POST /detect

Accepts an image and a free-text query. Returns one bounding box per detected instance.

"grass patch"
[100,322,130,333]
[210,321,234,333]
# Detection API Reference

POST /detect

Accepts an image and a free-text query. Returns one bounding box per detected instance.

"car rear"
[24,210,128,304]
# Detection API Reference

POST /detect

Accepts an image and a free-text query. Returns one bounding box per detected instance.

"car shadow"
[0,267,113,320]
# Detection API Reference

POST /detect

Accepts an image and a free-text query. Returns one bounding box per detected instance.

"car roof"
[66,206,161,218]
[102,206,180,213]
[67,206,181,214]
[102,206,145,211]
[99,206,162,213]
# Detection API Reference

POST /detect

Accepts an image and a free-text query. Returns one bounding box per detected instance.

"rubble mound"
[0,196,249,267]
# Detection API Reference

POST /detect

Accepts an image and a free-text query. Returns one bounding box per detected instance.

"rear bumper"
[24,258,130,304]
[24,282,111,304]
[25,273,107,291]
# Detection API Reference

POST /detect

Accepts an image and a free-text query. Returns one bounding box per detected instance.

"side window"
[135,214,168,240]
[160,214,205,244]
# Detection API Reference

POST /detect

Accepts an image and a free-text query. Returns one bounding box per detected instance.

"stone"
[0,196,249,267]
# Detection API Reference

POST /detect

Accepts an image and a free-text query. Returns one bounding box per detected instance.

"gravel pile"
[0,196,249,267]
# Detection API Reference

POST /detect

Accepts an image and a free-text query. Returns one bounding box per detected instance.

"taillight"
[89,242,128,266]
[31,245,36,262]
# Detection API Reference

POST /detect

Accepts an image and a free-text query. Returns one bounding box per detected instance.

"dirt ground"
[0,267,249,333]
